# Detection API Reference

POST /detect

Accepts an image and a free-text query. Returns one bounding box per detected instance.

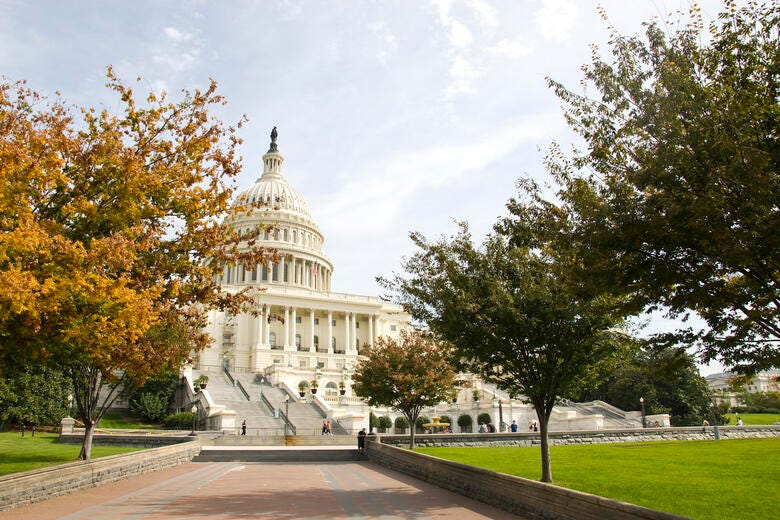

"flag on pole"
[311,261,318,277]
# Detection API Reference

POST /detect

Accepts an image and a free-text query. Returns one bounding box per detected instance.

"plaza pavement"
[0,459,524,519]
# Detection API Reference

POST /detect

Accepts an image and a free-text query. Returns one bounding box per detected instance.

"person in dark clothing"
[357,428,367,454]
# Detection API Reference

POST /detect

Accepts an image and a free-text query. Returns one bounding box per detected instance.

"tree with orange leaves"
[0,69,271,459]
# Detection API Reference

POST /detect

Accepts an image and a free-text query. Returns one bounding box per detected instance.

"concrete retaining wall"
[366,440,686,520]
[378,425,779,448]
[59,432,197,447]
[0,439,201,511]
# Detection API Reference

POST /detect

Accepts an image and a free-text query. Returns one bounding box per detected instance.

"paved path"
[0,461,523,519]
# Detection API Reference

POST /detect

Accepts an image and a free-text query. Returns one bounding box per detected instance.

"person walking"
[241,419,247,436]
[326,420,332,435]
[357,428,367,454]
[321,420,327,435]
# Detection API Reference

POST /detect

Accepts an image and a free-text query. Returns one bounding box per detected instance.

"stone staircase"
[194,369,351,441]
[192,446,367,463]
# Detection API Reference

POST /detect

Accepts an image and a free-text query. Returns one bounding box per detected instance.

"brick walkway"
[0,461,523,519]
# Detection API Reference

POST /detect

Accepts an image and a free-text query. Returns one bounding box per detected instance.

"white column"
[343,312,350,354]
[281,257,286,284]
[291,307,298,350]
[257,312,264,348]
[327,311,333,354]
[350,312,357,353]
[283,307,290,347]
[309,309,316,352]
[368,314,374,347]
[262,306,270,345]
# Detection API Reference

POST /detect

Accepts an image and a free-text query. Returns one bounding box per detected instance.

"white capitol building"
[193,129,409,404]
[184,129,652,435]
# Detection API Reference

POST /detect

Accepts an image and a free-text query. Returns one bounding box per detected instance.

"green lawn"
[0,431,142,476]
[724,413,780,425]
[416,438,780,520]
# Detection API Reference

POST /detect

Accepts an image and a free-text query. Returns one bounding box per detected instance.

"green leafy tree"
[0,366,71,429]
[457,414,472,433]
[381,181,630,482]
[0,71,270,459]
[352,330,457,449]
[394,415,409,433]
[570,345,714,426]
[546,1,780,374]
[377,415,393,433]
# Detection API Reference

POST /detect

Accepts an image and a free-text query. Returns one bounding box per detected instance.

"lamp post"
[640,397,646,428]
[189,404,198,436]
[710,402,721,440]
[284,396,290,436]
[498,400,504,432]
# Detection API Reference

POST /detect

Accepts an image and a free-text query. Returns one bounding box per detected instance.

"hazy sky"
[1,0,737,373]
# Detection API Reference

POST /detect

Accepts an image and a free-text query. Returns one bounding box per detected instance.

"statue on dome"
[268,126,279,152]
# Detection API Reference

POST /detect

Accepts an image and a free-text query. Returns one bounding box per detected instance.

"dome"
[233,166,313,221]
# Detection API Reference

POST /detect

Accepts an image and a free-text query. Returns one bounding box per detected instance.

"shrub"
[457,414,472,432]
[415,415,430,433]
[394,416,409,433]
[164,412,194,429]
[130,393,169,423]
[377,415,393,432]
[477,412,492,426]
[439,415,452,426]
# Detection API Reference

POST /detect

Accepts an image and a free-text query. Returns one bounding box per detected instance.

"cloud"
[485,37,534,57]
[466,0,499,27]
[535,0,578,41]
[163,26,193,42]
[317,117,558,236]
[449,19,473,48]
[368,21,398,66]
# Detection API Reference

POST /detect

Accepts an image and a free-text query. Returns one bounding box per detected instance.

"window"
[295,334,302,349]
[299,359,308,368]
[314,318,319,325]
[356,322,360,328]
[295,317,302,324]
[272,357,282,364]
[331,337,336,349]
[269,332,276,347]
[251,269,257,281]
[332,319,336,326]
[390,325,397,331]
[313,335,319,346]
[317,361,325,369]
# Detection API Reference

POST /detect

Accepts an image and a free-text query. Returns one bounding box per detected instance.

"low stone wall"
[366,440,686,520]
[378,425,780,448]
[59,432,197,447]
[0,439,201,511]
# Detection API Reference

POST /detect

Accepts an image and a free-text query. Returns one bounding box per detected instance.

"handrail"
[260,392,275,414]
[279,410,297,435]
[236,380,251,401]
[222,366,235,385]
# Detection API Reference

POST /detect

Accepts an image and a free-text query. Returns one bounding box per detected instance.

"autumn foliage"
[0,69,269,458]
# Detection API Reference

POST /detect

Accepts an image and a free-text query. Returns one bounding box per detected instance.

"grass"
[724,413,780,425]
[416,438,780,520]
[0,431,142,476]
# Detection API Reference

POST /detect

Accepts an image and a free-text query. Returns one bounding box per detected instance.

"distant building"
[706,370,780,407]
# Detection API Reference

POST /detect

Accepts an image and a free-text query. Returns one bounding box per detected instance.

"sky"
[1,0,737,374]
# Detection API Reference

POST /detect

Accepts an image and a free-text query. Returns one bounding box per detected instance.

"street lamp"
[189,404,198,436]
[710,402,721,440]
[498,400,504,432]
[640,397,646,428]
[284,396,290,436]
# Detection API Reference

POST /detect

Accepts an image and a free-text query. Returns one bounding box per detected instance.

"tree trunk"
[538,410,552,483]
[407,412,418,450]
[78,421,95,460]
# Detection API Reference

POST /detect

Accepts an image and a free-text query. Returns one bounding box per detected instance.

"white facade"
[195,130,410,394]
[706,370,780,407]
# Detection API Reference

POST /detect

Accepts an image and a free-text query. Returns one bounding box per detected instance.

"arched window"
[283,229,288,241]
[269,332,276,348]
[295,334,302,350]
[325,382,338,396]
